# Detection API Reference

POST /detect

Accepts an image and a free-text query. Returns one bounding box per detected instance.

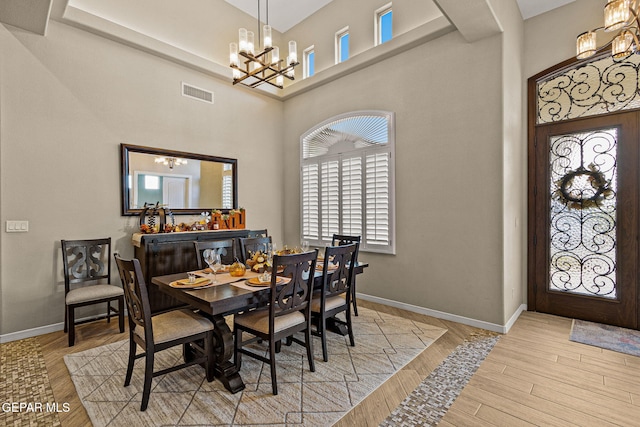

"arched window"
[300,111,395,254]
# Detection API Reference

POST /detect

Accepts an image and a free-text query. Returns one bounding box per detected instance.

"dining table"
[151,260,368,393]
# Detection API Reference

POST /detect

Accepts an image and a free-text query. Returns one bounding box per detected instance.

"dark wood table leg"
[183,314,245,393]
[210,315,245,393]
[326,317,349,335]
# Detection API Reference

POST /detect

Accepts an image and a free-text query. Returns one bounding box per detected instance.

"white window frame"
[375,3,393,46]
[303,45,315,78]
[300,111,396,254]
[335,26,350,64]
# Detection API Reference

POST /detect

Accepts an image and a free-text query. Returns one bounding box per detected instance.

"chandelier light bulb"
[233,68,242,79]
[612,30,635,58]
[271,46,280,66]
[576,31,597,59]
[263,25,272,49]
[229,42,239,67]
[247,31,255,55]
[276,75,284,87]
[289,41,297,64]
[604,0,631,32]
[239,28,248,53]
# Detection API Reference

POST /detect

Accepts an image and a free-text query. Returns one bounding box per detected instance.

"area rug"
[0,337,62,426]
[64,307,446,426]
[381,331,500,427]
[570,319,640,356]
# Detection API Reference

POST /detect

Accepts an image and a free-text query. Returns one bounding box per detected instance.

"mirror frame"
[120,143,238,216]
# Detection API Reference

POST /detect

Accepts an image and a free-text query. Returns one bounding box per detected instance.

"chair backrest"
[270,250,318,321]
[114,255,153,342]
[331,234,361,262]
[61,238,112,294]
[194,239,236,269]
[247,229,268,238]
[239,236,272,263]
[322,243,358,300]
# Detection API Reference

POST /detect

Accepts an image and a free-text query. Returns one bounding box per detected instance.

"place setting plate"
[245,277,285,287]
[169,277,213,289]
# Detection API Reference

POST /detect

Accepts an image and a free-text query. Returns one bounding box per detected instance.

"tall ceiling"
[0,0,577,39]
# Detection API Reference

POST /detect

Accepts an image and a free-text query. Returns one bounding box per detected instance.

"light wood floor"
[35,301,640,426]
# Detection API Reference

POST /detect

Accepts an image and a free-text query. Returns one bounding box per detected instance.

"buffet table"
[132,229,252,313]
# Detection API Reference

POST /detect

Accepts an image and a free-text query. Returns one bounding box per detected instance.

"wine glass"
[204,249,222,283]
[262,244,274,282]
[301,240,309,252]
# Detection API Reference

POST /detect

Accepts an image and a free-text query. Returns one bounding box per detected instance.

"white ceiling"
[224,0,576,33]
[515,0,575,20]
[224,0,335,33]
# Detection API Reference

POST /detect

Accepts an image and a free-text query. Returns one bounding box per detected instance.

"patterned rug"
[64,307,446,426]
[381,331,500,427]
[570,319,640,356]
[0,337,62,427]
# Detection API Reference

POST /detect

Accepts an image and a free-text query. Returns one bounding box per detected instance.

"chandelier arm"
[629,4,640,31]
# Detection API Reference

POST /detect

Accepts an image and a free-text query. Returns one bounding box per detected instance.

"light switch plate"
[6,220,29,232]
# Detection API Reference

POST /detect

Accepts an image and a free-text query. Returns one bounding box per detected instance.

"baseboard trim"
[0,312,118,343]
[356,293,527,334]
[1,298,527,342]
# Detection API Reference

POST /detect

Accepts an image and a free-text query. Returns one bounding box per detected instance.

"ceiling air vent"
[182,82,214,104]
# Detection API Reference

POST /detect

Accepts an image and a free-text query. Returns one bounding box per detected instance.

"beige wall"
[284,0,443,75]
[488,0,526,324]
[0,19,283,335]
[282,27,506,324]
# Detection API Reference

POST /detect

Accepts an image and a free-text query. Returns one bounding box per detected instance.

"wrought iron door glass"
[537,54,640,124]
[549,129,618,298]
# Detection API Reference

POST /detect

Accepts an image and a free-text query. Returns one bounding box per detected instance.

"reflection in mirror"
[121,144,237,216]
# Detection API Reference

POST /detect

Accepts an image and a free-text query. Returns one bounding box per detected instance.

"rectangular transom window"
[336,27,349,64]
[376,4,392,45]
[304,46,315,78]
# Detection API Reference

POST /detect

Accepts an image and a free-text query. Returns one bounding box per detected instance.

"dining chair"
[61,238,125,347]
[331,234,362,316]
[233,249,318,395]
[194,239,236,269]
[247,229,268,238]
[113,255,215,411]
[311,243,358,362]
[239,236,272,263]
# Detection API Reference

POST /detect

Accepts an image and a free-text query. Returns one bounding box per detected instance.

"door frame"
[528,59,640,329]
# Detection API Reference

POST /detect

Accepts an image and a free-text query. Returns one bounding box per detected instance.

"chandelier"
[577,0,640,60]
[155,157,187,170]
[229,0,298,89]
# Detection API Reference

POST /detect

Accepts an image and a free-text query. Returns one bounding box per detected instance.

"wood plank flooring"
[442,310,640,427]
[31,302,640,426]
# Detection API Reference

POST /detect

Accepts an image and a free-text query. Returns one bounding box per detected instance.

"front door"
[531,112,639,329]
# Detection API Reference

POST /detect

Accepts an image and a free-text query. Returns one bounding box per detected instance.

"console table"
[132,229,253,313]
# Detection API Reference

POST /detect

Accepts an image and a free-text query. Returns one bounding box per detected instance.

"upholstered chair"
[61,238,124,347]
[114,255,215,411]
[233,249,318,395]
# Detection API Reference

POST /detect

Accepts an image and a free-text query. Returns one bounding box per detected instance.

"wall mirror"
[120,144,238,216]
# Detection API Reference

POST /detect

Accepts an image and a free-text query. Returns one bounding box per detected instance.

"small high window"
[376,4,392,45]
[336,27,349,64]
[304,46,315,78]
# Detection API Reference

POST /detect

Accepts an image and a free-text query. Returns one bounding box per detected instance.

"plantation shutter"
[302,164,319,240]
[321,160,340,241]
[222,175,233,209]
[365,152,390,246]
[342,157,363,236]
